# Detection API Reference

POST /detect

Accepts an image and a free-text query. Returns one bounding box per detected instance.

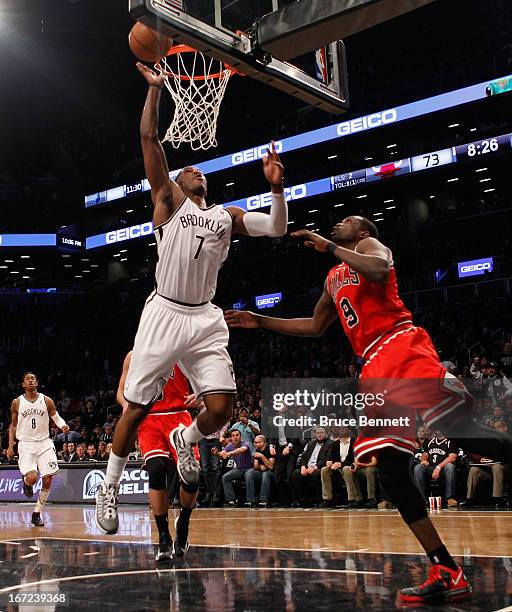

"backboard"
[128,0,438,114]
[129,0,349,114]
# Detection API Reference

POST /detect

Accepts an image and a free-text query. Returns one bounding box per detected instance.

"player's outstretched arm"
[292,230,391,284]
[225,282,337,337]
[6,399,19,460]
[227,142,288,238]
[45,397,70,433]
[137,62,185,224]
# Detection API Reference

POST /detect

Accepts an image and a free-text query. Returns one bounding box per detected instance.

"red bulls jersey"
[150,364,190,415]
[327,261,412,359]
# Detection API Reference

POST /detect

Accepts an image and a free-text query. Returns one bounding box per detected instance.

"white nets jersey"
[154,198,233,305]
[16,394,50,442]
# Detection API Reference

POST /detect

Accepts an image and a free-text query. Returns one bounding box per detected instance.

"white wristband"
[52,412,66,430]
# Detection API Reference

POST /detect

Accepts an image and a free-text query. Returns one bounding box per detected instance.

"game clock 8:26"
[455,135,511,160]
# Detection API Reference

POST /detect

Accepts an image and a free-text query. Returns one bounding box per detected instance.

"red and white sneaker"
[400,564,472,603]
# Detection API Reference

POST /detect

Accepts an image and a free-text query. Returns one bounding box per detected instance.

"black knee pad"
[145,457,169,490]
[181,480,199,494]
[378,450,427,525]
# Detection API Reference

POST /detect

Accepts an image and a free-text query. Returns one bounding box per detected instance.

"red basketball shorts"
[138,410,200,463]
[354,326,470,461]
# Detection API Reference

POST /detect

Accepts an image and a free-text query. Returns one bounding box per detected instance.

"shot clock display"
[454,135,511,160]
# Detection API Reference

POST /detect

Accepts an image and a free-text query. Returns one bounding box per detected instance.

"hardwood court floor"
[0,504,511,611]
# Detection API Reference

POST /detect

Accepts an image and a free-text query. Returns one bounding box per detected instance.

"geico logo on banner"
[458,257,493,278]
[106,222,153,245]
[246,184,307,211]
[83,468,149,499]
[256,292,282,309]
[336,109,398,136]
[232,141,283,165]
[461,263,491,272]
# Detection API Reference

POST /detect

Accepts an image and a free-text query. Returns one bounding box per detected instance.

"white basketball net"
[157,48,232,151]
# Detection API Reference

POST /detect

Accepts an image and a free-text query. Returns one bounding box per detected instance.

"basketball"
[128,22,173,63]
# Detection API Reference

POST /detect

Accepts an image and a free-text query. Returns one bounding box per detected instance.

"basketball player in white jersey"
[7,372,69,526]
[95,62,287,534]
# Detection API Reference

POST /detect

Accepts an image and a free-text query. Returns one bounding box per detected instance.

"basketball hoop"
[156,45,236,151]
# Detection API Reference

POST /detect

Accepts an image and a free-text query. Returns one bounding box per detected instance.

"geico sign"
[106,222,153,244]
[460,263,491,273]
[246,184,307,211]
[337,109,398,136]
[232,141,283,166]
[257,297,280,306]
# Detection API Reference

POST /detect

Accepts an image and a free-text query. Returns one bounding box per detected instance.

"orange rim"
[157,44,239,81]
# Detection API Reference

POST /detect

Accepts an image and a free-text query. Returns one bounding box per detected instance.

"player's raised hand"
[262,141,284,187]
[291,229,333,253]
[224,310,260,328]
[136,61,166,88]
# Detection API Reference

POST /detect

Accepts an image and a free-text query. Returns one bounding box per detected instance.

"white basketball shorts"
[18,438,59,477]
[124,292,236,406]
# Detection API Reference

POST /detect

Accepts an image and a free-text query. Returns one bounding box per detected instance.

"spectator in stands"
[199,422,228,506]
[74,443,89,463]
[97,441,109,461]
[245,435,275,508]
[217,430,253,506]
[57,442,69,462]
[499,342,512,376]
[413,433,459,507]
[482,405,507,428]
[341,454,378,508]
[55,421,81,445]
[230,408,260,452]
[99,424,114,445]
[461,454,507,507]
[86,443,98,461]
[83,399,96,429]
[80,427,89,443]
[321,426,354,507]
[291,427,331,507]
[67,442,77,462]
[251,406,262,426]
[495,420,509,434]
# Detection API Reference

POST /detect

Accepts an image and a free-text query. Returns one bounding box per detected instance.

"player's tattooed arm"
[227,142,287,237]
[292,230,391,284]
[7,399,19,459]
[137,62,185,225]
[225,280,338,337]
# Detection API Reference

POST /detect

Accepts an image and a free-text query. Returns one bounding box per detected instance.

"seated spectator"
[495,420,509,435]
[482,405,507,428]
[57,442,69,462]
[106,443,113,456]
[413,433,459,507]
[230,408,260,452]
[86,443,98,461]
[199,422,228,507]
[270,420,305,505]
[67,442,77,462]
[291,427,331,507]
[320,427,354,507]
[342,454,378,508]
[217,430,252,506]
[80,427,90,443]
[99,425,114,445]
[97,441,109,461]
[74,443,89,462]
[245,435,275,508]
[461,454,507,507]
[54,422,81,445]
